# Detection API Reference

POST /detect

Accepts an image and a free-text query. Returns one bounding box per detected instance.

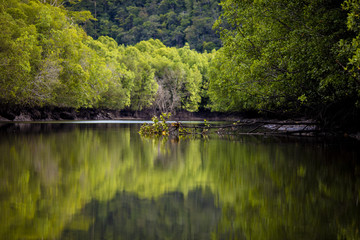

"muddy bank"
[0,105,256,122]
[1,105,358,138]
[0,106,128,121]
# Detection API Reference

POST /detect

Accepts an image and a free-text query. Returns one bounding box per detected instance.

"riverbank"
[0,105,255,122]
[0,105,359,140]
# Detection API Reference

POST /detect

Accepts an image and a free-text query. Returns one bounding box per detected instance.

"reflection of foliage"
[0,124,360,240]
[0,124,134,239]
[206,138,360,239]
[62,188,221,240]
[0,123,210,239]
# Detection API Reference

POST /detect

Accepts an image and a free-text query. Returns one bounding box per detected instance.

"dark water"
[0,122,359,240]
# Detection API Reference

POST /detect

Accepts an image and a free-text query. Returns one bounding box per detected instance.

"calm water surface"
[0,121,359,240]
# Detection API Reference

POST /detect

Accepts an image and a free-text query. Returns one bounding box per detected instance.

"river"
[0,121,359,240]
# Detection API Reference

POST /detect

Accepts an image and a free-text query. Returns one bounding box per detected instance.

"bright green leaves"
[86,36,134,110]
[132,39,212,112]
[0,0,93,107]
[209,0,358,119]
[339,0,360,102]
[66,9,95,24]
[0,5,41,105]
[0,0,212,112]
[343,0,360,32]
[139,112,172,137]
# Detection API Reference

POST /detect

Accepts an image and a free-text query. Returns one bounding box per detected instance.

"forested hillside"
[65,0,222,52]
[0,0,212,112]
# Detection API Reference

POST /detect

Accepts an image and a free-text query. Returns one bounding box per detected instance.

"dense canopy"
[208,0,360,127]
[0,0,212,112]
[65,0,222,52]
[0,0,360,127]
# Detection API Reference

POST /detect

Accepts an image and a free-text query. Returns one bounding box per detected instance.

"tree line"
[0,0,212,112]
[1,0,360,126]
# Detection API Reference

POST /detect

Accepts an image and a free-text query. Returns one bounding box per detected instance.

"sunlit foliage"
[0,0,211,112]
[208,0,360,124]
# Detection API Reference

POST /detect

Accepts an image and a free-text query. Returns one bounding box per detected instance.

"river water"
[0,121,359,240]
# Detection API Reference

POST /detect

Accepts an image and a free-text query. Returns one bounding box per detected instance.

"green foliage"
[120,46,158,111]
[5,0,360,123]
[338,0,360,107]
[139,112,172,137]
[0,0,102,108]
[0,0,211,112]
[133,40,213,112]
[0,3,41,105]
[86,36,135,109]
[139,114,218,139]
[66,0,222,52]
[208,0,360,122]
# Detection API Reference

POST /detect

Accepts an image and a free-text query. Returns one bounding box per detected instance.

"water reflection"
[62,188,220,240]
[0,122,359,240]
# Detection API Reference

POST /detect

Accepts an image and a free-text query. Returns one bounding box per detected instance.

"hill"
[66,0,222,52]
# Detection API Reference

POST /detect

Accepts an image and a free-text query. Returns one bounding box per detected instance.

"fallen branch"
[139,114,319,138]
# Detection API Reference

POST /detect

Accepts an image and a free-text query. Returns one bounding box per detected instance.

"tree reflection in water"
[0,123,359,240]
